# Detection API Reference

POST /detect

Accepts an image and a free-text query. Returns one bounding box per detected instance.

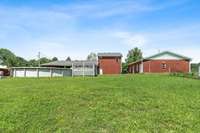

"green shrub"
[170,72,199,79]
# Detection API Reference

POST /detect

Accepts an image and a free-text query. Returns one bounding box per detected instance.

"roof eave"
[145,51,191,61]
[128,59,145,66]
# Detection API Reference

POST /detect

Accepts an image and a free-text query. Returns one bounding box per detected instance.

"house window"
[161,63,167,69]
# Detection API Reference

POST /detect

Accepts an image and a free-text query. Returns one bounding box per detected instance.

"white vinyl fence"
[12,67,72,78]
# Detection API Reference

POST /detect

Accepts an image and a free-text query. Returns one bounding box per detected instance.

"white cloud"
[50,0,190,18]
[0,0,199,63]
[113,32,146,47]
[135,24,200,63]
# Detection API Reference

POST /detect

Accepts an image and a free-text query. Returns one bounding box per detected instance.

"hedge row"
[170,72,200,79]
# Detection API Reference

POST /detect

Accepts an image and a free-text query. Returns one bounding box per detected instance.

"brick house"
[98,53,122,74]
[128,51,191,74]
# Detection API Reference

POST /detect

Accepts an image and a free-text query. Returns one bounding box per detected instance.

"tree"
[122,47,143,74]
[125,47,143,64]
[87,52,97,61]
[0,55,3,65]
[191,63,198,73]
[66,57,71,61]
[0,48,56,67]
[28,59,38,67]
[39,57,51,64]
[16,56,29,67]
[0,48,17,67]
[122,62,128,74]
[52,57,58,61]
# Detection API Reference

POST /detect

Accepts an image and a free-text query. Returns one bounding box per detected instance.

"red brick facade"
[98,57,122,74]
[128,60,190,73]
[143,60,189,73]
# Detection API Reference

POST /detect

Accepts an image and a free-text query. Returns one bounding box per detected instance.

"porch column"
[37,68,39,78]
[141,61,144,73]
[189,62,191,73]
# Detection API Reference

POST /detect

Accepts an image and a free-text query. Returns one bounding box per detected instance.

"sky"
[0,0,200,62]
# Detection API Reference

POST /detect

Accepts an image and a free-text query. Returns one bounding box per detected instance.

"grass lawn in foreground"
[0,74,200,132]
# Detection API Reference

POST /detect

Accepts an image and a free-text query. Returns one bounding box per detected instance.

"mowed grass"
[0,75,200,133]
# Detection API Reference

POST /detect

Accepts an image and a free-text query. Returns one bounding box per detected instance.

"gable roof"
[128,51,191,66]
[42,61,72,67]
[145,51,191,61]
[98,53,122,57]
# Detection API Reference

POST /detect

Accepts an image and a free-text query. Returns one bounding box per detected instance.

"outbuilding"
[0,65,9,77]
[12,60,98,78]
[128,51,191,74]
[98,53,122,74]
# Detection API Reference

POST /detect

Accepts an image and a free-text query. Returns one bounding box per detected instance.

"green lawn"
[0,75,200,133]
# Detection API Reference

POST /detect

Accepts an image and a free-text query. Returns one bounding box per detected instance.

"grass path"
[0,75,200,132]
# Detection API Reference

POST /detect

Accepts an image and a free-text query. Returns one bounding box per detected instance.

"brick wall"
[143,60,189,73]
[98,57,121,74]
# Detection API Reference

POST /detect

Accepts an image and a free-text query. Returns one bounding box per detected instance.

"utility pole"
[38,52,41,67]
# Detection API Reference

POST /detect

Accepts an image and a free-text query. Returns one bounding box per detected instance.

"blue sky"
[0,0,200,62]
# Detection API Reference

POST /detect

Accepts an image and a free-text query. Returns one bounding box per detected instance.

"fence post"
[50,68,53,78]
[72,63,74,77]
[37,68,39,78]
[14,69,16,77]
[24,68,26,77]
[83,62,85,77]
[62,69,64,77]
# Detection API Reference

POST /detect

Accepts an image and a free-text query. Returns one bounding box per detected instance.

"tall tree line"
[0,48,53,67]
